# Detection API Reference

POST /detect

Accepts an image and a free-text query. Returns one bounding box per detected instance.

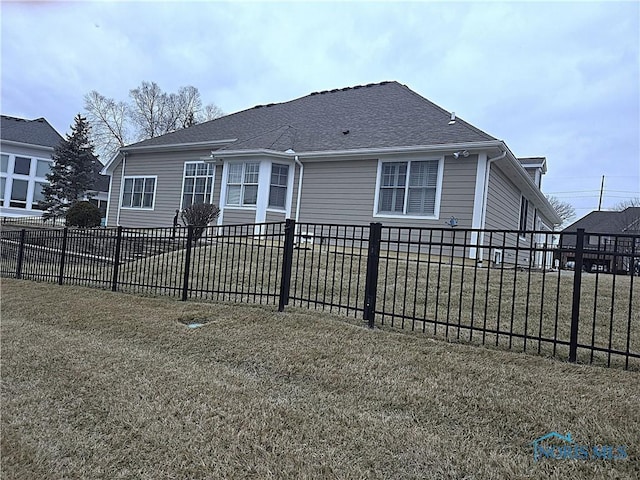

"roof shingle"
[127,81,496,152]
[0,115,63,148]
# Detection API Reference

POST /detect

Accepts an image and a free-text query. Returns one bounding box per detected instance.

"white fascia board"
[499,149,562,225]
[121,138,236,153]
[212,141,505,163]
[0,140,55,152]
[101,151,122,174]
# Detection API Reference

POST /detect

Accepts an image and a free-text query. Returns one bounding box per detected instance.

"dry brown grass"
[2,279,639,479]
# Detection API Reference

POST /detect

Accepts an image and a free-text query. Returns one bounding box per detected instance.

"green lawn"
[2,279,638,479]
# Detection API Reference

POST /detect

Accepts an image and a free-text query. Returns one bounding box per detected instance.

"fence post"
[111,226,123,292]
[58,228,69,285]
[278,219,296,312]
[364,222,382,328]
[569,228,585,363]
[15,229,26,279]
[181,225,193,301]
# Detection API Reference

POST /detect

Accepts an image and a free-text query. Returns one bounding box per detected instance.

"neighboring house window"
[226,162,259,206]
[10,179,28,208]
[36,159,52,178]
[182,162,215,209]
[519,196,529,237]
[13,157,31,175]
[269,163,289,209]
[32,182,47,210]
[0,153,53,210]
[122,177,156,209]
[377,160,439,216]
[89,198,108,218]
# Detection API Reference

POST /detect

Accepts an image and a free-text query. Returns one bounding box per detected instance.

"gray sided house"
[103,81,561,263]
[560,207,640,273]
[1,115,110,221]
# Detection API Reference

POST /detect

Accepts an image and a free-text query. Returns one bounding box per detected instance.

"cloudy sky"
[2,0,638,218]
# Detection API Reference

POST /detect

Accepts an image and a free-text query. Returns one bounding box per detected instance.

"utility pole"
[598,175,605,211]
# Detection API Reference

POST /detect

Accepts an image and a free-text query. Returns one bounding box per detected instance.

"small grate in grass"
[177,317,210,328]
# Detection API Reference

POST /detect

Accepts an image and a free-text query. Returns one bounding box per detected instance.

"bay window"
[226,162,259,206]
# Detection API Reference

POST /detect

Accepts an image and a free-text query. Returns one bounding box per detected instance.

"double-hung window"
[122,177,156,209]
[182,162,214,209]
[226,162,259,206]
[377,160,440,217]
[268,163,289,209]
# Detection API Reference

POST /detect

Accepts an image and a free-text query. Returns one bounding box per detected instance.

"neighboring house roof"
[125,81,497,152]
[562,207,640,234]
[0,115,63,148]
[90,162,111,193]
[1,114,109,194]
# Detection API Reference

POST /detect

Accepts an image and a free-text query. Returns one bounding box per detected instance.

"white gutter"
[213,140,504,162]
[294,155,303,223]
[115,152,127,226]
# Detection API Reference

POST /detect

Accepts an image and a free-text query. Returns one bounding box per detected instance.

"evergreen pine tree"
[41,114,97,219]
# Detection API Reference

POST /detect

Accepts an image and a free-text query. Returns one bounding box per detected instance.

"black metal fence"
[1,220,638,370]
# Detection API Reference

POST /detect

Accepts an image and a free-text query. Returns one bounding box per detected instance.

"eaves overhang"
[0,139,56,152]
[211,140,506,162]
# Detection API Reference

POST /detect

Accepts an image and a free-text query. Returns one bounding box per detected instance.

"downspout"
[116,151,127,226]
[294,155,303,223]
[478,149,507,260]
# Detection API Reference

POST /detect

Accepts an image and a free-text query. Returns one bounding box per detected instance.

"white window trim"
[179,161,216,211]
[121,175,157,210]
[0,152,52,211]
[372,156,444,220]
[223,161,261,208]
[266,162,290,212]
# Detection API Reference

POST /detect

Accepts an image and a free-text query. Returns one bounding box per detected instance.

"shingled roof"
[0,115,63,148]
[562,207,640,234]
[126,81,496,152]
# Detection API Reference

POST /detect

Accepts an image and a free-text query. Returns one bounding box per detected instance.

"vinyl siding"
[222,208,256,225]
[265,211,286,222]
[484,164,538,265]
[298,155,478,229]
[107,149,218,227]
[485,164,521,231]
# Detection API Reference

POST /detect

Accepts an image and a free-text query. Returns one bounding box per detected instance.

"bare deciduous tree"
[84,81,223,161]
[546,195,576,227]
[84,91,131,160]
[613,197,640,211]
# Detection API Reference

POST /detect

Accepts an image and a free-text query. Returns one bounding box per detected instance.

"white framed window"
[268,163,289,209]
[10,179,28,208]
[122,176,156,209]
[181,162,215,209]
[226,162,259,206]
[36,159,52,178]
[375,159,441,218]
[32,182,47,210]
[519,196,529,238]
[13,156,31,175]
